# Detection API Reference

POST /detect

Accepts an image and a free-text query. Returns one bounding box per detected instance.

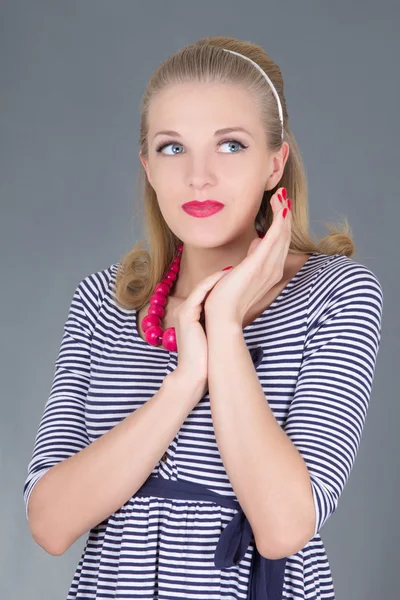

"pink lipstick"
[182,200,224,218]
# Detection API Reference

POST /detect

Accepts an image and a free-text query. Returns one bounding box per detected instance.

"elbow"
[256,536,290,560]
[29,520,68,556]
[256,517,316,560]
[257,536,307,560]
[27,498,68,557]
[39,538,67,557]
[259,496,317,560]
[29,514,69,556]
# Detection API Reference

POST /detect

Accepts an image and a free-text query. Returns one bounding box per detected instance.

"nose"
[185,156,217,190]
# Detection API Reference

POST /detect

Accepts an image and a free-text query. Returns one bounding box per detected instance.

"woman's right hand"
[172,268,232,397]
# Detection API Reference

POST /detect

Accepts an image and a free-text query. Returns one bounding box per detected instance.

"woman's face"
[140,82,286,246]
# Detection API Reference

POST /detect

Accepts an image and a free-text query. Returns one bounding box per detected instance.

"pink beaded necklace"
[140,230,265,351]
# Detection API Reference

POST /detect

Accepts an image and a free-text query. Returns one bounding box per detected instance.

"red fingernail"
[278,193,283,203]
[222,266,233,271]
[282,188,287,200]
[282,207,288,218]
[287,198,291,210]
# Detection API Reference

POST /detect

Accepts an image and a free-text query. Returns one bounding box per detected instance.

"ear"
[139,151,152,186]
[264,141,290,192]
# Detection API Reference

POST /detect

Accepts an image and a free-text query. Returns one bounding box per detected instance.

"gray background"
[1,1,398,598]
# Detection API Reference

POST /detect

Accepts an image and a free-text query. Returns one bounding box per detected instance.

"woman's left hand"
[204,187,292,326]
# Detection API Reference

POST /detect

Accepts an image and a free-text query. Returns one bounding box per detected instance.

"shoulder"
[74,263,119,304]
[308,252,383,305]
[70,262,121,332]
[77,262,119,297]
[75,261,119,296]
[305,253,384,334]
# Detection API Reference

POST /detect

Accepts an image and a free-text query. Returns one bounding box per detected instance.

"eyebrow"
[152,127,253,141]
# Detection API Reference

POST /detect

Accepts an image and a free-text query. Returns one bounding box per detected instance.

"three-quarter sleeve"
[283,264,383,537]
[23,274,102,520]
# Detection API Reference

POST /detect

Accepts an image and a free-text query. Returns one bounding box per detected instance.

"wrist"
[163,369,207,401]
[205,313,243,337]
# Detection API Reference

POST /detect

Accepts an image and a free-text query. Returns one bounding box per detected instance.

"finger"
[256,192,287,249]
[273,190,289,222]
[255,193,291,262]
[177,270,230,320]
[266,196,292,263]
[277,188,292,227]
[270,188,292,234]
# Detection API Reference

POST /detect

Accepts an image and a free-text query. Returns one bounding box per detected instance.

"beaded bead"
[150,292,167,307]
[144,325,164,346]
[148,304,165,318]
[162,327,177,351]
[161,278,173,288]
[142,315,161,331]
[154,282,170,295]
[166,271,177,283]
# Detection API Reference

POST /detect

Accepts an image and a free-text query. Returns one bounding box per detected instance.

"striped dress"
[23,252,383,599]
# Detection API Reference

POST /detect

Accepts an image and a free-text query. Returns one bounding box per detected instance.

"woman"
[24,36,383,599]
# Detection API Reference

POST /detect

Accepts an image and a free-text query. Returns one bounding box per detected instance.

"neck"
[171,226,261,301]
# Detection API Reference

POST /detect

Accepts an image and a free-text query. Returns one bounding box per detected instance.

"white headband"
[222,48,284,141]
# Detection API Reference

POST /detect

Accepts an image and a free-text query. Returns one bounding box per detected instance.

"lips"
[182,200,224,209]
[182,200,225,218]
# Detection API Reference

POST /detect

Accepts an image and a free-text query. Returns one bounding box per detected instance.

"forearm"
[206,320,315,559]
[28,371,203,556]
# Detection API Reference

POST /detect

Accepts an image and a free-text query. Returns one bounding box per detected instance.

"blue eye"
[155,139,249,155]
[219,139,248,153]
[156,142,184,155]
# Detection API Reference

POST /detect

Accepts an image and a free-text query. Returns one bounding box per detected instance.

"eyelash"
[155,138,249,154]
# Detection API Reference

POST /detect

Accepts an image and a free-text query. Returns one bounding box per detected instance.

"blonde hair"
[115,35,355,310]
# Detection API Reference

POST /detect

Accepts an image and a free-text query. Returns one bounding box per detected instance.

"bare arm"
[28,371,202,556]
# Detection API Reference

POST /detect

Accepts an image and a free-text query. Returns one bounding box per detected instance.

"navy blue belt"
[135,474,287,600]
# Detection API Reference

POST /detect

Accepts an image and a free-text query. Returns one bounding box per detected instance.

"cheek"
[233,177,265,210]
[155,201,178,234]
[151,164,185,196]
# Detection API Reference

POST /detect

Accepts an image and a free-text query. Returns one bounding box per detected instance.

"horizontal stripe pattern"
[24,252,383,599]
